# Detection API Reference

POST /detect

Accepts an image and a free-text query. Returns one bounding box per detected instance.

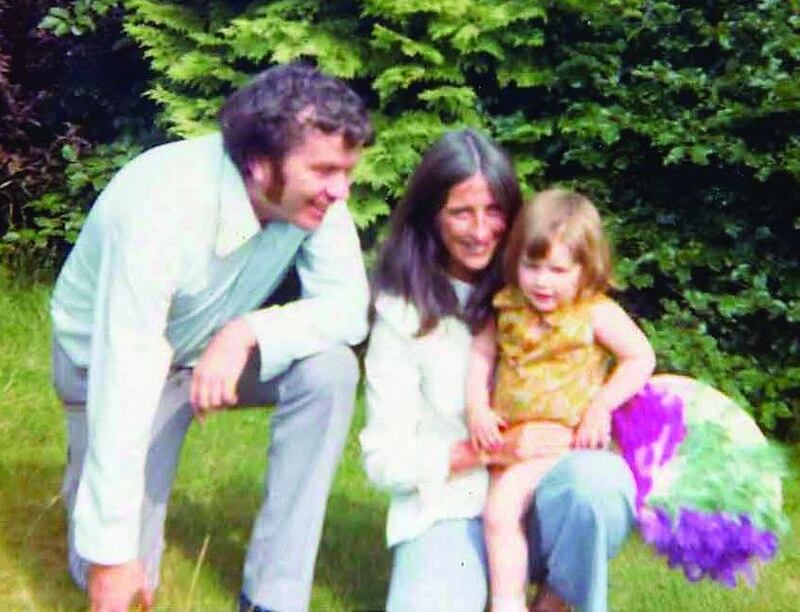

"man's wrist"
[225,317,257,350]
[89,559,139,574]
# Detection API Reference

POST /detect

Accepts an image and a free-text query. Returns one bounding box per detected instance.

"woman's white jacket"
[360,285,489,547]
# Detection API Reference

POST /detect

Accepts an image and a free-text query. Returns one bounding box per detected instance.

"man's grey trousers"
[53,340,358,612]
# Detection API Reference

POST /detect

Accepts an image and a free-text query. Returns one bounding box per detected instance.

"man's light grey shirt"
[51,133,369,564]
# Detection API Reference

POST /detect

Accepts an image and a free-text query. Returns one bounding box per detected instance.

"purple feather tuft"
[639,508,778,587]
[612,383,686,508]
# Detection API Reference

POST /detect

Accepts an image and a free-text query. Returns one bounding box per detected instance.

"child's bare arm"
[466,318,505,451]
[575,299,656,448]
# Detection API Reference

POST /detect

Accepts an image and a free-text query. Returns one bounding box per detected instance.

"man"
[51,63,373,611]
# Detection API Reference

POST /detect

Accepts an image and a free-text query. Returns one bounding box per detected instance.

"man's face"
[248,128,362,231]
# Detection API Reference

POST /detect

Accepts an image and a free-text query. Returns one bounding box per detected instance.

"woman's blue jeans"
[386,450,636,612]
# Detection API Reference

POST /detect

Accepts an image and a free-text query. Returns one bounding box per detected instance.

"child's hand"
[468,406,506,452]
[573,405,612,449]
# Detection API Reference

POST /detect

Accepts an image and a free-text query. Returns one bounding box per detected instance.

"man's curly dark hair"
[219,62,374,175]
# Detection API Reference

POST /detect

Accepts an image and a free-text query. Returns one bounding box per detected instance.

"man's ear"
[247,158,271,186]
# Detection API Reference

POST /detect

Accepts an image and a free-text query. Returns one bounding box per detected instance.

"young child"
[466,189,656,612]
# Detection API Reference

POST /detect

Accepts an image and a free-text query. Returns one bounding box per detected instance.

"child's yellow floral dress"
[492,285,614,429]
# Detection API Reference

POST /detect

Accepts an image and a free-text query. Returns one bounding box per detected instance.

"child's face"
[518,240,583,313]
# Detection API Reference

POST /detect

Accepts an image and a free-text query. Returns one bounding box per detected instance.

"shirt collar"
[449,276,474,309]
[494,285,577,329]
[215,151,261,258]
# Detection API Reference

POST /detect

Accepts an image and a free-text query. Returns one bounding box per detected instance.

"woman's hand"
[573,405,611,449]
[451,421,574,474]
[450,439,482,473]
[467,405,506,452]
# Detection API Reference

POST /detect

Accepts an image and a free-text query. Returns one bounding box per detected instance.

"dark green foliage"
[119,0,798,438]
[39,0,118,36]
[2,0,798,437]
[0,0,156,273]
[525,0,800,439]
[2,137,143,270]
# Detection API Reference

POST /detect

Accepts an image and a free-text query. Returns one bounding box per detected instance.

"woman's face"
[437,173,507,282]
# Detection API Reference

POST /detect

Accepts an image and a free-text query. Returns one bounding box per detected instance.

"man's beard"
[263,159,285,204]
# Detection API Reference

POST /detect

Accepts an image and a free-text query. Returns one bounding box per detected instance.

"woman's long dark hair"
[372,129,522,336]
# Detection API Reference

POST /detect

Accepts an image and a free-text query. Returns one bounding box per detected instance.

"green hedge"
[5,0,799,438]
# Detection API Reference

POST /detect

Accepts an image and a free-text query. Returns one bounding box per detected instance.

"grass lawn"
[1,273,798,611]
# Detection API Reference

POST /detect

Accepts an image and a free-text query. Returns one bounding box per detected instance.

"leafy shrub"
[2,137,142,270]
[116,0,798,439]
[0,0,155,274]
[3,0,797,438]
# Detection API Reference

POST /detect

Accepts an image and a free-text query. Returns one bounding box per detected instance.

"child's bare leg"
[484,454,564,612]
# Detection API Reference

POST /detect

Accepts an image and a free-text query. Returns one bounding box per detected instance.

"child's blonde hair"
[504,188,612,299]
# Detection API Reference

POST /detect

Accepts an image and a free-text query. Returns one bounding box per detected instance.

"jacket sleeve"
[359,296,454,495]
[74,175,179,564]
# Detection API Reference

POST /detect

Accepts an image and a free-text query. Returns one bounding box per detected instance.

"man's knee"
[281,345,359,405]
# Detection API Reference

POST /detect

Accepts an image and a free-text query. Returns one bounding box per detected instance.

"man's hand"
[88,561,153,612]
[573,405,612,449]
[190,318,256,419]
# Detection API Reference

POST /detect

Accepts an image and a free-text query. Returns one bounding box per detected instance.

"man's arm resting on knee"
[190,317,257,416]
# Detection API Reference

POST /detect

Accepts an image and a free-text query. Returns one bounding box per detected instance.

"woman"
[359,129,636,612]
